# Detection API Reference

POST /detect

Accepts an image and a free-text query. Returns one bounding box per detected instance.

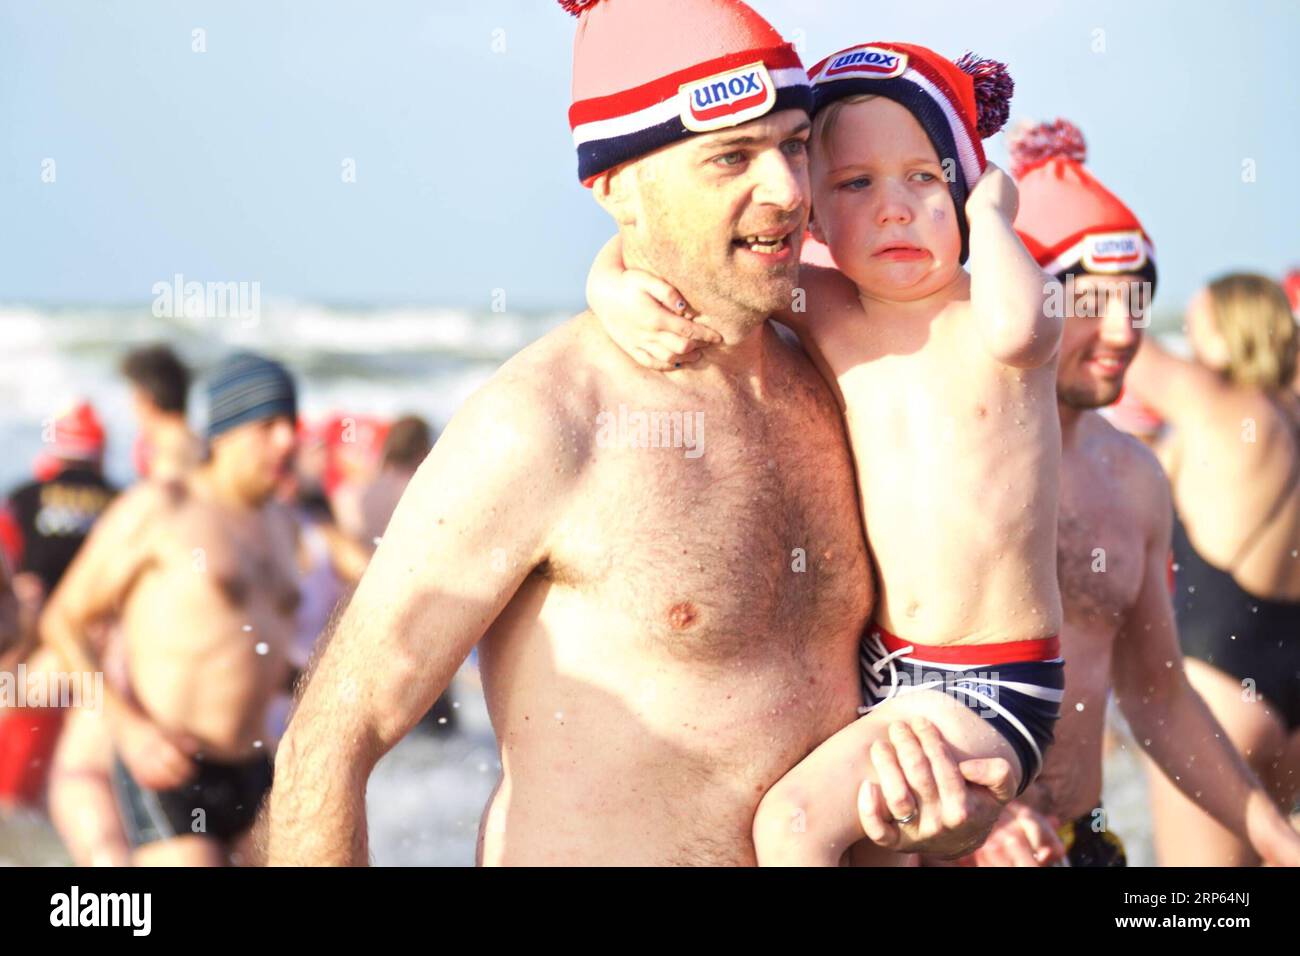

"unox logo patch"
[679,62,776,133]
[1082,230,1146,273]
[820,46,908,81]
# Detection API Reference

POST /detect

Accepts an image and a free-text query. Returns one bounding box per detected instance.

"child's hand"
[606,271,723,371]
[966,161,1019,224]
[587,235,723,372]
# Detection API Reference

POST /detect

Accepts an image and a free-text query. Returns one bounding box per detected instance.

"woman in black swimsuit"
[1127,273,1300,865]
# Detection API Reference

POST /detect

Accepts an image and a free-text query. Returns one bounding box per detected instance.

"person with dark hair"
[355,415,435,548]
[120,344,200,481]
[41,352,301,865]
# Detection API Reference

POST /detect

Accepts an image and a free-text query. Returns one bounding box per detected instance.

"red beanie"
[1010,119,1157,290]
[562,0,812,186]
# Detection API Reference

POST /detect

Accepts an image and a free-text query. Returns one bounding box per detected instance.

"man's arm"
[265,369,580,866]
[1112,454,1300,866]
[966,164,1061,369]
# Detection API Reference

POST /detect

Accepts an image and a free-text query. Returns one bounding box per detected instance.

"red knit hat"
[808,42,1014,263]
[33,400,106,480]
[561,0,812,186]
[1010,119,1157,290]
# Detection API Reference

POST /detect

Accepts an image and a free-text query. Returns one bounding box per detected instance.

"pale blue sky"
[1,0,1296,314]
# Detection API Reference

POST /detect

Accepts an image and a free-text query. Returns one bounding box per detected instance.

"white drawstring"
[869,634,914,705]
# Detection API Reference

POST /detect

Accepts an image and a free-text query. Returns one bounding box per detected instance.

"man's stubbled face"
[1057,273,1147,410]
[214,414,298,503]
[616,110,812,330]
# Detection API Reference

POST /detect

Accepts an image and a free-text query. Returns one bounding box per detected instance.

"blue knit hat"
[206,352,297,440]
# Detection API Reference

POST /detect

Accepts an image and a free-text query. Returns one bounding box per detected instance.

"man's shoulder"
[1084,412,1171,509]
[440,314,614,470]
[476,312,636,412]
[103,478,186,527]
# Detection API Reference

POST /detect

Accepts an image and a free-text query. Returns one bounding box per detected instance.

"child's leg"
[752,688,1023,866]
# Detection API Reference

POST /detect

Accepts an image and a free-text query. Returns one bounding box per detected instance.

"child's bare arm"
[586,234,723,370]
[966,163,1062,369]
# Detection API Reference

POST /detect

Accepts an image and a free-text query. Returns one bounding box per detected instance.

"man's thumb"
[958,757,1016,802]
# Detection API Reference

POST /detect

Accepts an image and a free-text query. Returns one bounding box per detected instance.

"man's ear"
[591,165,638,227]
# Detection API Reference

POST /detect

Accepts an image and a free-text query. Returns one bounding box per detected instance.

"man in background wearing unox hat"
[41,351,302,865]
[952,120,1300,867]
[267,0,1007,866]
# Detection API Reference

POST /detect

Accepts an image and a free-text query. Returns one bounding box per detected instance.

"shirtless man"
[41,352,300,865]
[267,0,1011,866]
[960,122,1300,866]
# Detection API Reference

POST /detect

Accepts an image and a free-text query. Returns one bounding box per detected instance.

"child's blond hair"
[813,94,878,156]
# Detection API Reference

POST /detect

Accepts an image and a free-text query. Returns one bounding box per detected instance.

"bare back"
[1164,387,1300,600]
[477,315,872,865]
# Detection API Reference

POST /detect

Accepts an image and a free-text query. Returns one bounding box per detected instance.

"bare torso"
[804,274,1062,644]
[123,479,298,758]
[1037,412,1151,820]
[476,316,873,865]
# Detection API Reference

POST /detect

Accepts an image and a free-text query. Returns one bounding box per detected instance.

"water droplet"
[242,624,253,632]
[253,740,263,749]
[254,642,269,655]
[1075,702,1085,712]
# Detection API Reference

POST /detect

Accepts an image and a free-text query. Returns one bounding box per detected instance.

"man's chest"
[546,407,872,661]
[1057,464,1146,625]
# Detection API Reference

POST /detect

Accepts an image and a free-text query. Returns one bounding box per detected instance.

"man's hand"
[115,710,199,791]
[966,161,1019,223]
[856,718,1016,858]
[960,800,1065,866]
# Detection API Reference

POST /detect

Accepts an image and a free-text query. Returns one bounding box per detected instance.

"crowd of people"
[0,345,443,864]
[2,0,1298,867]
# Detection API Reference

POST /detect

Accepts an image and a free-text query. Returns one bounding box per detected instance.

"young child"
[588,42,1066,864]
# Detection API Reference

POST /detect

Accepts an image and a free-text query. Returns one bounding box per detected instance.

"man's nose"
[751,148,807,213]
[1099,290,1143,346]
